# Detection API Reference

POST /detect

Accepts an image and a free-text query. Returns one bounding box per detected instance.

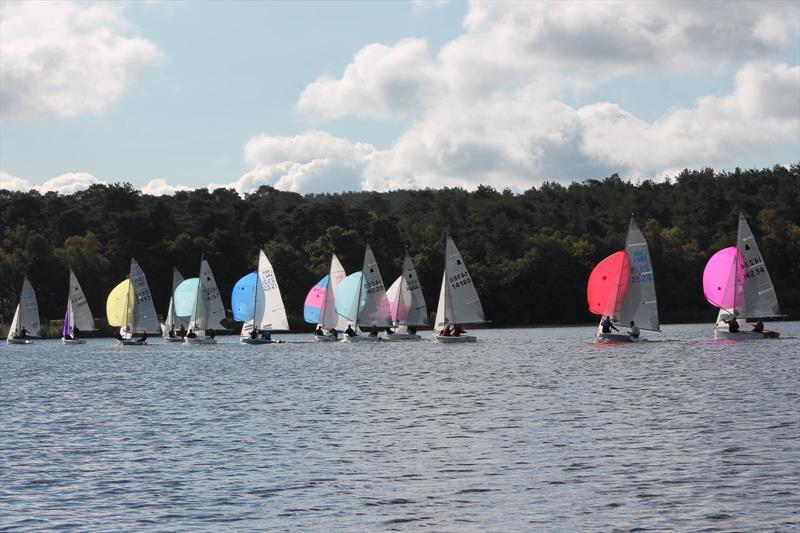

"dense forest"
[1,165,798,335]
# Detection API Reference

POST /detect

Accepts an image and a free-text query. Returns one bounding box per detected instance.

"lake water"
[2,323,798,532]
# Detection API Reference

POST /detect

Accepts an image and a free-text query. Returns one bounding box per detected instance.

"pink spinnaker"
[702,246,741,309]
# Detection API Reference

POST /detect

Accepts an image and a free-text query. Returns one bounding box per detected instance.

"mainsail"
[7,277,40,338]
[63,269,95,336]
[386,251,428,326]
[304,254,348,330]
[189,258,226,332]
[434,236,485,327]
[358,244,392,327]
[129,259,161,333]
[737,214,780,318]
[617,218,659,330]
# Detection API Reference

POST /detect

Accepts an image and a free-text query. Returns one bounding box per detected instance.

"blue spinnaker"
[303,276,329,324]
[174,278,199,317]
[334,272,366,322]
[232,272,258,321]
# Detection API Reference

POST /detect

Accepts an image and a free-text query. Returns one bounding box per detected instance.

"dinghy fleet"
[5,215,787,345]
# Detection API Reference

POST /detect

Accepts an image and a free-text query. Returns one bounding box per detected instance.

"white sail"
[738,214,780,318]
[321,254,349,330]
[616,218,659,331]
[7,277,40,339]
[358,244,392,327]
[68,269,96,330]
[387,251,428,326]
[254,250,290,332]
[434,236,485,327]
[164,268,189,335]
[129,259,161,333]
[191,258,226,332]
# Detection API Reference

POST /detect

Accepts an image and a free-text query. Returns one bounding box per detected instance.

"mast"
[192,254,203,331]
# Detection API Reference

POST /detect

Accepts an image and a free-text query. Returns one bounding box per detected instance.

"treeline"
[1,165,798,332]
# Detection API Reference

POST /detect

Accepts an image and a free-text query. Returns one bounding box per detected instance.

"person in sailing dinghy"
[601,317,618,334]
[187,329,197,339]
[752,320,764,333]
[179,325,187,338]
[345,324,358,337]
[139,331,148,343]
[725,317,740,333]
[369,324,379,337]
[452,325,465,337]
[329,327,339,339]
[168,327,176,339]
[207,328,216,339]
[314,325,325,336]
[629,321,640,339]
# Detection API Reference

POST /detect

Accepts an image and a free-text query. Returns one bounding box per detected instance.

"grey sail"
[617,218,660,331]
[130,259,161,333]
[737,214,780,318]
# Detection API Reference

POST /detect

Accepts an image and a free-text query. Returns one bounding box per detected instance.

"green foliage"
[1,165,798,328]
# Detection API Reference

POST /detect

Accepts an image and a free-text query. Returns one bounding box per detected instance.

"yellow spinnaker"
[106,279,134,327]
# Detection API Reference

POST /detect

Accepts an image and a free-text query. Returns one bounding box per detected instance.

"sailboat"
[232,250,290,345]
[703,213,781,340]
[106,259,161,345]
[6,276,40,345]
[180,256,227,344]
[61,269,96,345]
[335,244,393,342]
[433,235,486,343]
[384,249,428,341]
[162,268,190,342]
[587,216,660,342]
[304,253,349,342]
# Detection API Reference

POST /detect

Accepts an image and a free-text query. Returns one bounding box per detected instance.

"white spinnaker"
[321,254,349,330]
[617,218,660,331]
[129,259,161,333]
[192,258,227,332]
[358,244,392,327]
[738,214,780,318]
[434,236,485,327]
[68,269,96,330]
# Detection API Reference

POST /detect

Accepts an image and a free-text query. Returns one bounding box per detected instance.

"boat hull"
[313,335,339,342]
[163,336,184,343]
[240,338,283,345]
[434,335,476,343]
[6,338,33,345]
[714,329,780,340]
[594,332,639,343]
[342,335,380,342]
[184,337,217,345]
[117,338,147,346]
[383,333,422,341]
[62,338,86,345]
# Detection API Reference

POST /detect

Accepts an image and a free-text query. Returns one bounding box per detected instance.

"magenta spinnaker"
[702,246,741,309]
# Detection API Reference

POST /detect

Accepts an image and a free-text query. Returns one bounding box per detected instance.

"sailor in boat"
[167,327,176,339]
[439,323,451,336]
[179,325,187,338]
[329,327,339,339]
[314,325,325,336]
[345,324,358,337]
[408,325,417,335]
[385,327,394,336]
[601,316,618,334]
[73,326,81,340]
[629,321,640,339]
[250,329,259,340]
[207,328,216,340]
[369,324,379,337]
[139,331,148,343]
[187,329,197,339]
[752,320,764,333]
[452,325,465,337]
[260,331,272,342]
[725,317,740,333]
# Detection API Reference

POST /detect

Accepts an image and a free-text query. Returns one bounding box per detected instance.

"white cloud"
[297,38,441,119]
[0,170,32,191]
[38,172,106,194]
[141,178,191,196]
[0,1,163,120]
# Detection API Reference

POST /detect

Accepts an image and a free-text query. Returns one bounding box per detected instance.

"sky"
[1,0,798,195]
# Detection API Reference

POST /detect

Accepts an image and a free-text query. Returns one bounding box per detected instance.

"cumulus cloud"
[141,178,191,196]
[0,170,32,191]
[0,171,106,193]
[0,1,163,120]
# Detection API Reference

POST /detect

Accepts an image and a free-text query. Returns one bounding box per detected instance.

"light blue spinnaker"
[232,272,258,322]
[174,278,200,317]
[334,272,367,323]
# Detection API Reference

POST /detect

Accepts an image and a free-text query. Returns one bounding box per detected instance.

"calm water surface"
[2,323,798,532]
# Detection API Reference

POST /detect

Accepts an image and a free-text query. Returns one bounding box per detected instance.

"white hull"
[383,333,421,341]
[184,337,217,345]
[313,334,340,342]
[594,332,639,343]
[714,329,779,340]
[240,338,283,345]
[6,338,33,345]
[61,338,86,345]
[342,334,380,342]
[434,335,476,343]
[163,336,184,343]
